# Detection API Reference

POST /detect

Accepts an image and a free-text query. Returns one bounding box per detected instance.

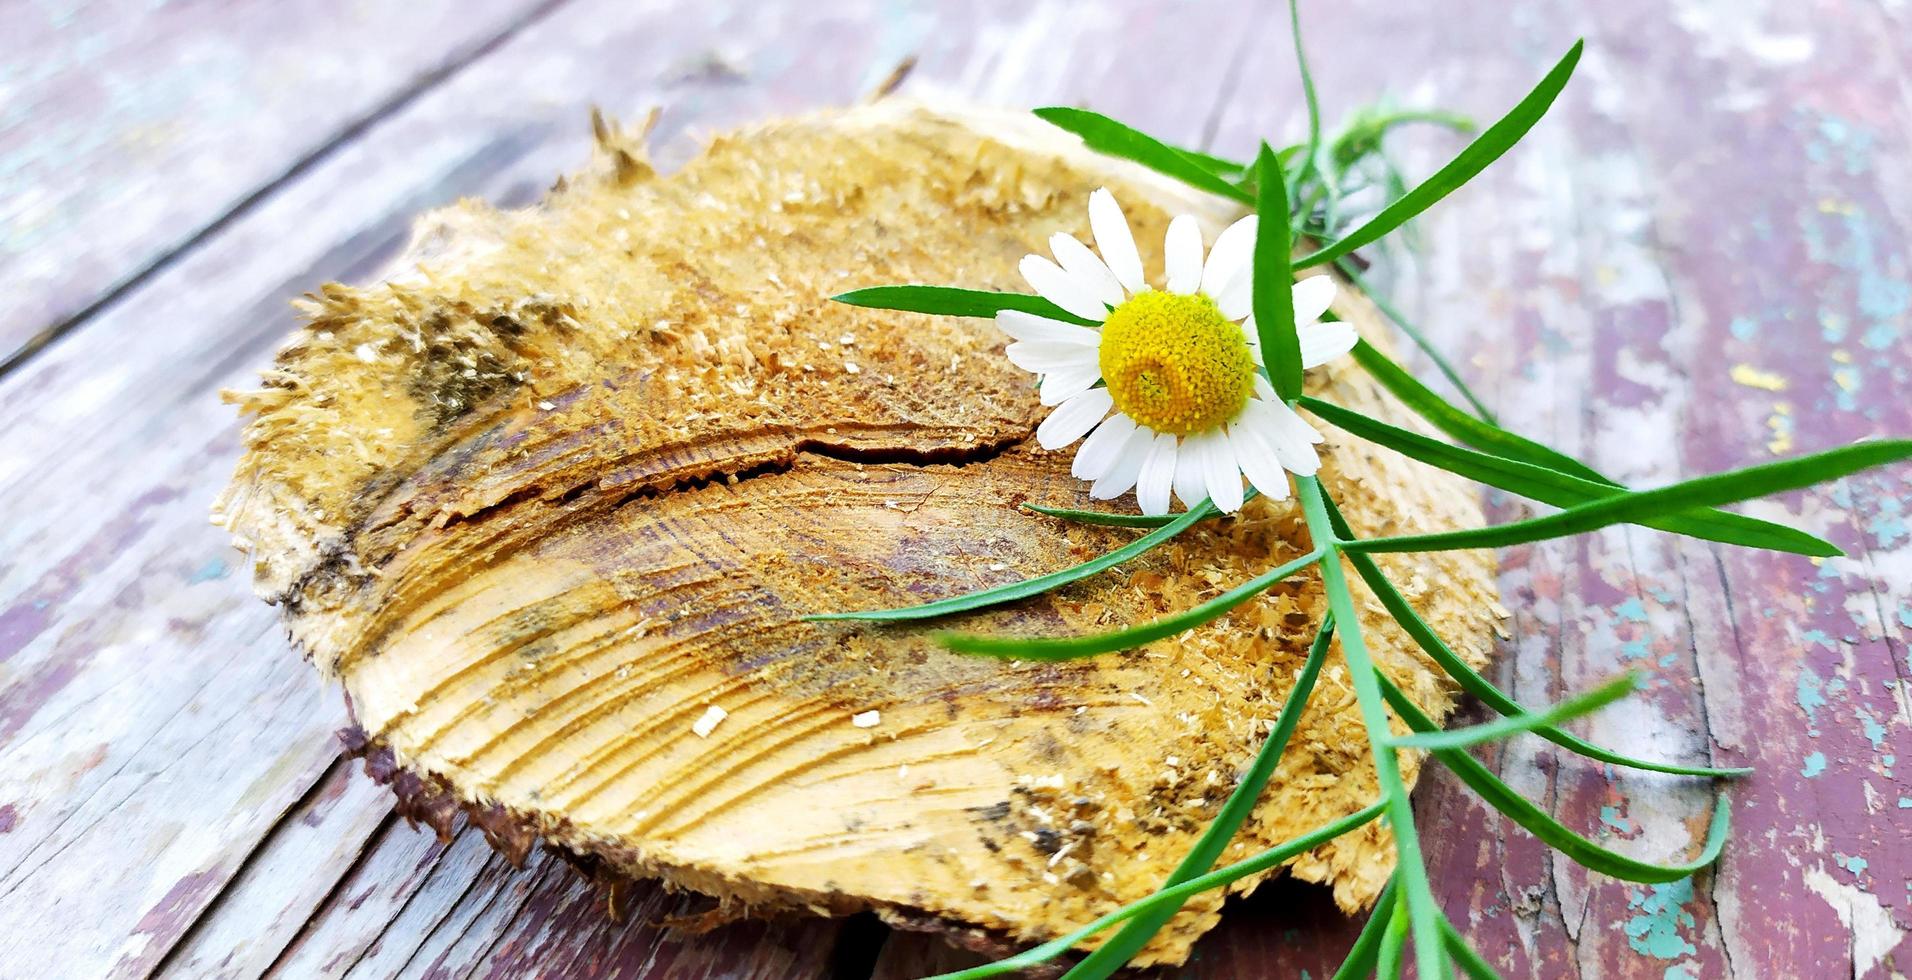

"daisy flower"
[1000,188,1357,515]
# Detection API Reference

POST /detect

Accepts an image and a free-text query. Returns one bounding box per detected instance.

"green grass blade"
[1442,919,1505,980]
[1344,440,1912,556]
[1318,495,1752,778]
[1375,889,1410,979]
[1032,107,1255,203]
[1287,0,1323,198]
[933,802,1387,980]
[1300,396,1838,556]
[936,550,1322,659]
[1379,673,1733,883]
[1254,143,1305,400]
[1336,260,1497,424]
[1059,615,1337,979]
[832,285,1098,325]
[1330,875,1400,980]
[1294,41,1584,269]
[806,503,1216,622]
[1020,504,1189,528]
[1023,488,1263,528]
[1351,339,1606,481]
[1388,673,1640,750]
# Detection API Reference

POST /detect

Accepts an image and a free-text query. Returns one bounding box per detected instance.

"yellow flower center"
[1097,290,1255,436]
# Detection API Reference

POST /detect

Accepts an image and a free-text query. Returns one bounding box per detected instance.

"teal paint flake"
[1601,805,1632,832]
[188,557,229,584]
[1622,638,1652,661]
[1802,751,1828,777]
[1650,586,1677,604]
[1616,597,1649,623]
[1729,316,1758,340]
[1802,627,1836,650]
[1625,879,1698,961]
[1898,797,1911,809]
[1836,854,1869,877]
[1857,709,1888,750]
[1897,604,1912,629]
[1665,965,1700,980]
[1796,667,1827,732]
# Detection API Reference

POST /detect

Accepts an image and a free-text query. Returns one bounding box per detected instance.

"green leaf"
[1300,396,1839,556]
[1441,919,1505,980]
[1254,143,1305,400]
[1032,107,1255,203]
[1330,876,1399,980]
[1344,440,1912,556]
[1378,672,1733,883]
[1320,493,1752,778]
[1060,616,1337,979]
[1337,260,1497,424]
[805,501,1217,622]
[933,802,1387,980]
[1350,339,1606,481]
[1387,673,1640,750]
[936,549,1322,659]
[1295,40,1584,269]
[831,285,1099,325]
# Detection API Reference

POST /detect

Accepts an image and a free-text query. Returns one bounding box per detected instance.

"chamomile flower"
[1000,188,1357,515]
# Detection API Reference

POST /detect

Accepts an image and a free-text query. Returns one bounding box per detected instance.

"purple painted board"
[0,0,550,367]
[0,0,1906,977]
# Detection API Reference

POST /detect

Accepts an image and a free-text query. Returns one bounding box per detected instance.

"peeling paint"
[1624,879,1698,961]
[1801,751,1827,777]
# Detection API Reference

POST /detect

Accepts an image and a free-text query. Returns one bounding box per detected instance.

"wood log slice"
[213,99,1502,968]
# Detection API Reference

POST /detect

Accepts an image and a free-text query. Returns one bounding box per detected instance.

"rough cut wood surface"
[213,99,1499,967]
[1,1,1907,978]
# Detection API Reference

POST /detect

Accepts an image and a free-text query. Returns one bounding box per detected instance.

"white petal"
[1228,413,1293,501]
[1246,399,1321,474]
[1201,429,1246,513]
[1163,216,1204,294]
[1135,431,1179,516]
[1292,274,1337,325]
[996,309,1100,345]
[1273,397,1328,446]
[1091,421,1155,499]
[1021,254,1110,322]
[1299,321,1359,368]
[1006,340,1100,374]
[1089,188,1146,293]
[1211,276,1254,322]
[1037,389,1113,450]
[1200,214,1257,304]
[1173,437,1208,510]
[1072,412,1137,480]
[1039,362,1101,405]
[1252,372,1276,401]
[1051,233,1125,309]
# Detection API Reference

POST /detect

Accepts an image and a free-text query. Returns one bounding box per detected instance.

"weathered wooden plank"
[3,0,1906,976]
[1314,0,1912,976]
[0,0,556,370]
[0,1,1264,977]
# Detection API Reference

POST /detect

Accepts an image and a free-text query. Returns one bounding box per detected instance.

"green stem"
[1057,614,1339,979]
[1338,260,1498,424]
[1295,476,1447,980]
[932,802,1386,980]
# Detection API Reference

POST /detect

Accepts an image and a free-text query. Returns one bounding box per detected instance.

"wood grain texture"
[0,0,1906,977]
